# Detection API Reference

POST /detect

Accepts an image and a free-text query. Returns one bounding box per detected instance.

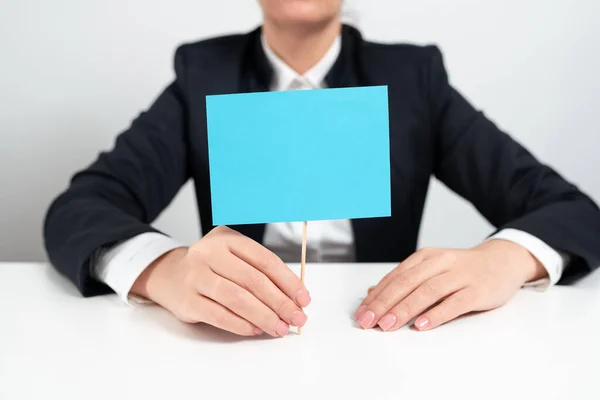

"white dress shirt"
[93,34,566,304]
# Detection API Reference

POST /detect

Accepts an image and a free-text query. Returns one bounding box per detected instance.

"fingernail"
[415,317,430,330]
[253,327,263,335]
[354,305,367,320]
[275,320,290,337]
[296,290,311,307]
[290,310,307,327]
[378,314,397,332]
[358,311,375,329]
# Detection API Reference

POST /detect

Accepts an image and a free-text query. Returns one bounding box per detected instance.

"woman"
[44,0,600,337]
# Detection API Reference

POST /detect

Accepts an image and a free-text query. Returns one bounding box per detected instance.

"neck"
[262,17,342,75]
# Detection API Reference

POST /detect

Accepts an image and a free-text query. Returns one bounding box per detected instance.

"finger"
[413,288,477,331]
[209,253,307,328]
[180,294,262,337]
[226,234,311,308]
[199,273,290,338]
[356,252,457,329]
[354,251,428,319]
[377,272,466,332]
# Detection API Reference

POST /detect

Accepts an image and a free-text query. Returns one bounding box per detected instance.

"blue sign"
[206,86,391,225]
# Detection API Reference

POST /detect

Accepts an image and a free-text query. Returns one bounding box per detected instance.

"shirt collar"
[261,34,342,91]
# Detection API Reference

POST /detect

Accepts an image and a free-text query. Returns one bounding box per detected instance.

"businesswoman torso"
[45,0,600,337]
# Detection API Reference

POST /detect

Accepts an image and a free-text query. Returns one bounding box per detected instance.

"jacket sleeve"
[426,46,600,283]
[43,47,191,296]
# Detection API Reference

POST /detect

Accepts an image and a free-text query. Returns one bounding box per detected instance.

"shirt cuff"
[487,228,569,290]
[91,233,186,305]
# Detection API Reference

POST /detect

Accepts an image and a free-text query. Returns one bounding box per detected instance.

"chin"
[266,0,340,27]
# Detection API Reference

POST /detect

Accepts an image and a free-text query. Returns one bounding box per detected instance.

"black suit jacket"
[44,25,600,296]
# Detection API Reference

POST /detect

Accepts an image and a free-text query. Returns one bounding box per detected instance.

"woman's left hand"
[354,240,548,332]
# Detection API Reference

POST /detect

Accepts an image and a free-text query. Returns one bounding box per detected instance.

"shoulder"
[352,32,450,94]
[360,38,446,75]
[342,24,445,74]
[349,28,452,109]
[363,39,440,59]
[172,30,253,71]
[177,32,248,56]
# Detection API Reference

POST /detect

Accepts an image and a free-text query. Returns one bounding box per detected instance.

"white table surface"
[1,262,599,400]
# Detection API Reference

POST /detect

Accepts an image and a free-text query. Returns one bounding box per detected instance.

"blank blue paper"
[206,86,391,225]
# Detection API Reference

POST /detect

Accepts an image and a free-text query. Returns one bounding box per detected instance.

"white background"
[1,0,598,261]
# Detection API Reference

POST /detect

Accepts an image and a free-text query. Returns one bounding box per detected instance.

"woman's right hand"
[131,226,311,337]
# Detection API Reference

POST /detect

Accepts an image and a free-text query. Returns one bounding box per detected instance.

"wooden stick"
[298,221,308,334]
